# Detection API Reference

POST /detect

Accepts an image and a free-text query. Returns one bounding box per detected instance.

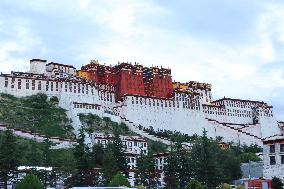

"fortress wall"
[0,74,280,145]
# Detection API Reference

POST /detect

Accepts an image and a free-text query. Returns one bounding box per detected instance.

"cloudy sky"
[1,0,284,119]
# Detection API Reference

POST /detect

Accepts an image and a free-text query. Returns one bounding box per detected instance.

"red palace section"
[79,61,173,101]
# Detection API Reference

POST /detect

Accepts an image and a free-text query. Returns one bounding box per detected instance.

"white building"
[91,133,148,155]
[0,59,282,147]
[90,132,148,186]
[153,152,169,187]
[263,135,284,181]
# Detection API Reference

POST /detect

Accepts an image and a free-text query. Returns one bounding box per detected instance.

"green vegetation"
[236,185,245,189]
[164,130,241,189]
[79,113,135,136]
[15,174,44,189]
[230,143,262,163]
[147,140,168,154]
[186,180,204,189]
[272,177,284,189]
[66,128,128,187]
[0,130,75,189]
[141,125,198,143]
[0,129,19,189]
[0,93,74,138]
[135,153,157,188]
[217,183,232,189]
[108,172,130,187]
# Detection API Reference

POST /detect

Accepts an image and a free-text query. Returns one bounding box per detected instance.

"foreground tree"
[15,174,44,189]
[108,172,130,187]
[190,130,223,187]
[272,177,284,189]
[217,148,241,182]
[164,143,192,189]
[101,144,119,184]
[135,153,157,188]
[0,130,20,189]
[112,132,128,175]
[68,128,102,187]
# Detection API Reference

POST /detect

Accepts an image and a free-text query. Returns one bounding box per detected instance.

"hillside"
[79,113,135,136]
[0,93,74,139]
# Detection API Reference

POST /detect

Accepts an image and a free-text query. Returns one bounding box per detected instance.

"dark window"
[38,81,41,90]
[65,82,67,92]
[281,155,284,164]
[26,80,29,89]
[11,78,15,88]
[280,144,284,153]
[270,156,276,165]
[18,79,21,89]
[32,80,35,90]
[270,145,275,153]
[4,78,8,87]
[128,142,132,147]
[46,81,49,91]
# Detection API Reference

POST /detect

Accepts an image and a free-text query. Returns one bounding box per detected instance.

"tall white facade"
[0,59,282,146]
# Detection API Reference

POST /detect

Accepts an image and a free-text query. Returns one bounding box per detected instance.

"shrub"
[236,185,245,189]
[50,96,59,103]
[108,172,130,187]
[136,185,146,189]
[15,174,44,189]
[186,179,204,189]
[272,177,284,189]
[217,183,231,189]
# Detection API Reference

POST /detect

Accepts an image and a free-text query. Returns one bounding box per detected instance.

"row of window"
[73,104,101,110]
[4,77,100,95]
[130,98,200,110]
[96,139,147,148]
[269,144,284,153]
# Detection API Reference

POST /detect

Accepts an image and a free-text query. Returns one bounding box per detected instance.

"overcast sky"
[0,0,284,119]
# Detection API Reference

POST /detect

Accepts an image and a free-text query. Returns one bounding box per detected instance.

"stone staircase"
[206,118,262,140]
[120,116,193,149]
[120,116,174,146]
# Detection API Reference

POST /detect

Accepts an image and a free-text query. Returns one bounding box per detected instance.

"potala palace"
[0,59,283,146]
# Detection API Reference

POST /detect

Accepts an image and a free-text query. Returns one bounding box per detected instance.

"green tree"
[0,130,20,189]
[108,172,130,187]
[102,144,119,184]
[72,129,92,186]
[186,179,204,189]
[42,138,52,188]
[27,141,43,166]
[90,144,104,167]
[272,177,284,189]
[218,149,241,182]
[190,129,223,188]
[238,152,261,163]
[111,132,128,175]
[15,174,44,189]
[164,143,192,189]
[74,129,89,170]
[135,153,157,188]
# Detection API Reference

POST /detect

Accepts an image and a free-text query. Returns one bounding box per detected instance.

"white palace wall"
[0,72,281,145]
